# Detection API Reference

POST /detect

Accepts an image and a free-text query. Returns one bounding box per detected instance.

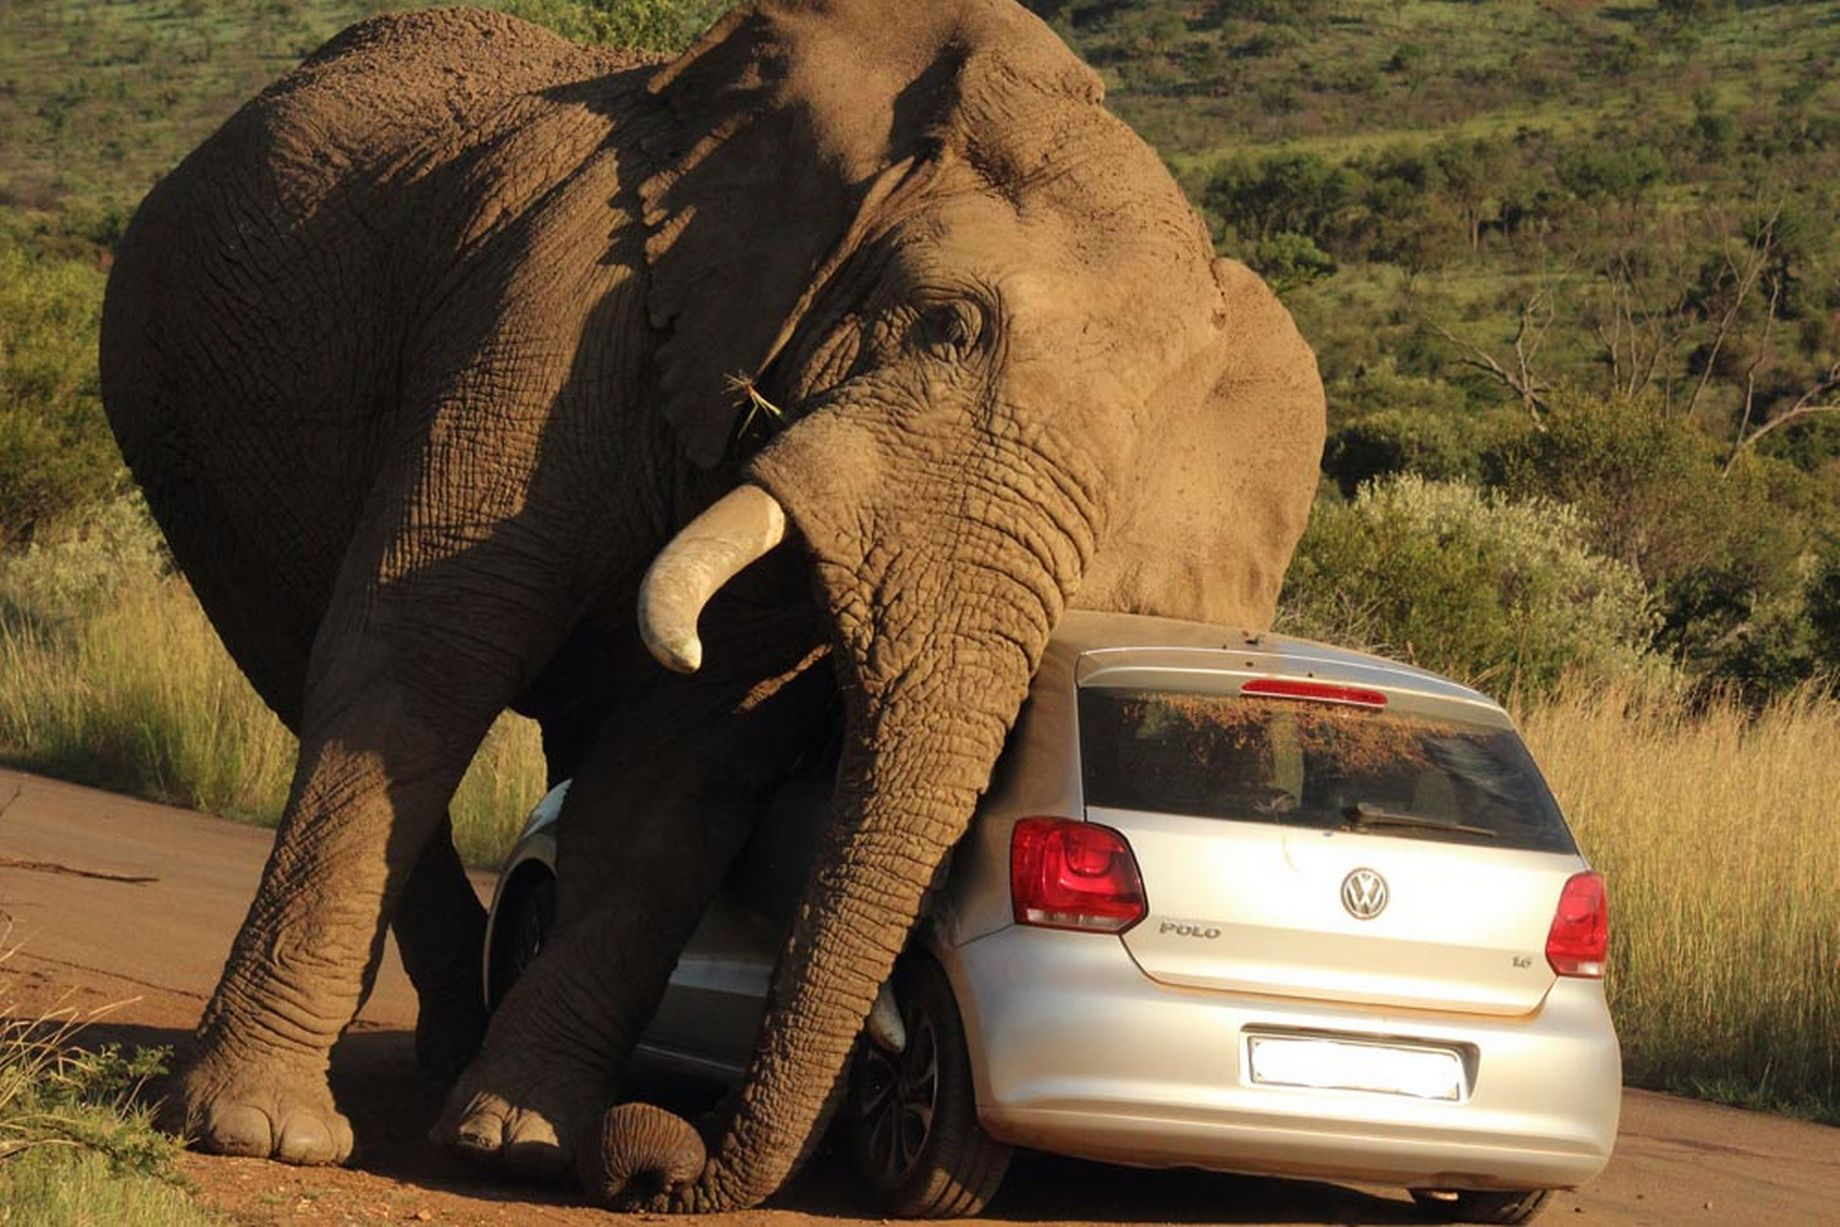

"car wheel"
[1410,1187,1553,1224]
[488,870,555,1008]
[847,956,1011,1218]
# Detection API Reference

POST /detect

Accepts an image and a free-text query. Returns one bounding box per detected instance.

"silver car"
[484,612,1620,1223]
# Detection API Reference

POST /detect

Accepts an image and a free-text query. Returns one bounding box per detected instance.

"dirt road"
[2,767,1835,1225]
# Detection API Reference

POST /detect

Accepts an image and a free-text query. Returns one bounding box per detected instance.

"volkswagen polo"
[483,611,1620,1223]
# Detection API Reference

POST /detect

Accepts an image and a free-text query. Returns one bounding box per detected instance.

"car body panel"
[482,610,1621,1194]
[1110,812,1579,1015]
[944,925,1620,1190]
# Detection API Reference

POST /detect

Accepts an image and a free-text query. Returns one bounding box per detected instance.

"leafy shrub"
[1325,360,1471,424]
[1206,153,1363,247]
[1244,229,1337,294]
[1490,394,1836,700]
[0,998,208,1225]
[1278,474,1660,696]
[1554,138,1670,205]
[495,0,727,50]
[0,238,122,547]
[1321,405,1516,494]
[0,492,164,622]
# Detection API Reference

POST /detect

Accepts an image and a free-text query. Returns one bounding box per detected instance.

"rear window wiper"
[1342,801,1497,838]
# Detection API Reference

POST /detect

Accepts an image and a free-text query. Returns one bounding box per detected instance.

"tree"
[1430,284,1558,425]
[1205,153,1363,250]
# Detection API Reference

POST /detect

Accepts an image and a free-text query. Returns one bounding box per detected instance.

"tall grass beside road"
[0,500,546,865]
[1521,684,1840,1123]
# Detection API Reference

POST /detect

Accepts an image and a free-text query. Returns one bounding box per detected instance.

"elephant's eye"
[911,299,984,358]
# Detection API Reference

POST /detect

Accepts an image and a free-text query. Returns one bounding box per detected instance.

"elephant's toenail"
[207,1105,275,1157]
[454,1122,500,1151]
[277,1115,336,1164]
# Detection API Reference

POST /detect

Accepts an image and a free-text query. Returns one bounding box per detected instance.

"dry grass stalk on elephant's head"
[726,372,787,442]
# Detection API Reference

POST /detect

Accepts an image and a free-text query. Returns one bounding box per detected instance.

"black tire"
[847,957,1011,1218]
[1410,1187,1553,1224]
[487,869,555,1009]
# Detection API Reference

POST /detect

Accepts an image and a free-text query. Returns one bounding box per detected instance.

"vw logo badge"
[1341,868,1389,920]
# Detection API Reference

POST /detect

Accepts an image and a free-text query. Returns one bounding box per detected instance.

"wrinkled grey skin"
[99,0,1323,1211]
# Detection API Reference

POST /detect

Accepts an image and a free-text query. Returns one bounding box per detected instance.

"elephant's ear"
[1202,257,1326,623]
[639,0,1102,469]
[1081,258,1326,630]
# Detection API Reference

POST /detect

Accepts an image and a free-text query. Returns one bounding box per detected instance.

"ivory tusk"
[637,484,787,673]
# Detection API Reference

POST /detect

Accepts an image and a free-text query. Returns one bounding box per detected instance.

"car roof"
[1046,610,1501,712]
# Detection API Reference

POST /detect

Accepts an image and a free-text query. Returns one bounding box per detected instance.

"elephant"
[98,0,1324,1212]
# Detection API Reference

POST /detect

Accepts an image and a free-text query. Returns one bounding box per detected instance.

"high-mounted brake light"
[1241,677,1388,708]
[1010,817,1147,933]
[1546,871,1608,978]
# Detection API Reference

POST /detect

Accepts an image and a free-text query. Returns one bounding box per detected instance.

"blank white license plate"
[1247,1035,1465,1101]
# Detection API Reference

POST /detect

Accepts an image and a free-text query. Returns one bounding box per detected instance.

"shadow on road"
[71,1018,1424,1224]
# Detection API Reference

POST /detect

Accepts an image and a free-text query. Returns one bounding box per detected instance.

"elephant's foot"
[433,1051,600,1181]
[412,975,488,1082]
[161,1049,352,1165]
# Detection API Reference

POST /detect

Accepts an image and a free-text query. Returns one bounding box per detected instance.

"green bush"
[1489,394,1836,700]
[1206,152,1363,248]
[1278,474,1660,696]
[0,238,122,547]
[0,1012,207,1226]
[1322,405,1515,494]
[1324,359,1471,424]
[494,0,728,50]
[1244,229,1337,294]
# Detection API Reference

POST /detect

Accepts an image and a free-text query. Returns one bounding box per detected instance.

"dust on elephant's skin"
[99,0,1323,1210]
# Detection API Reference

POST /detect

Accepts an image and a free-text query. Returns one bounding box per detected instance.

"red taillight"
[1010,817,1147,933]
[1241,677,1387,708]
[1546,871,1608,978]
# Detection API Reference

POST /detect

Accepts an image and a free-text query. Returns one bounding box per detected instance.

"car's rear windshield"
[1077,687,1575,853]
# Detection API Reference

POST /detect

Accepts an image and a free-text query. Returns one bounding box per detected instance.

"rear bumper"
[943,925,1620,1192]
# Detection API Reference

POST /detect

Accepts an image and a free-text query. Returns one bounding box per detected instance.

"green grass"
[1066,0,1840,162]
[0,0,402,227]
[0,1147,213,1227]
[0,997,213,1226]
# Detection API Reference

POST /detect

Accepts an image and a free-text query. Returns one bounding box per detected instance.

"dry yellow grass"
[1520,682,1840,1120]
[0,572,545,867]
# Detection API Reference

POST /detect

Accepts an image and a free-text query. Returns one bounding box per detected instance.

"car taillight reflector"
[1010,817,1146,933]
[1241,678,1388,708]
[1546,871,1608,978]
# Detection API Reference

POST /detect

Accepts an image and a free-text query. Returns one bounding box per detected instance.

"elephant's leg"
[393,812,489,1080]
[436,653,836,1180]
[166,636,511,1163]
[167,443,608,1163]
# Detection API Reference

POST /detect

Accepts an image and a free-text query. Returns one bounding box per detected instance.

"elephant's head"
[607,0,1323,1208]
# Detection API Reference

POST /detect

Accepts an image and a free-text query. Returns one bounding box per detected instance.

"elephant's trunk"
[600,415,1096,1210]
[597,599,1058,1211]
[638,484,787,673]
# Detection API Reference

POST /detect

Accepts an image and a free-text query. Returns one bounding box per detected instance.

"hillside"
[3,0,1840,697]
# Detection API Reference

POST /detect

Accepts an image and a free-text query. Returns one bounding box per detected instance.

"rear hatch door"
[1078,680,1583,1016]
